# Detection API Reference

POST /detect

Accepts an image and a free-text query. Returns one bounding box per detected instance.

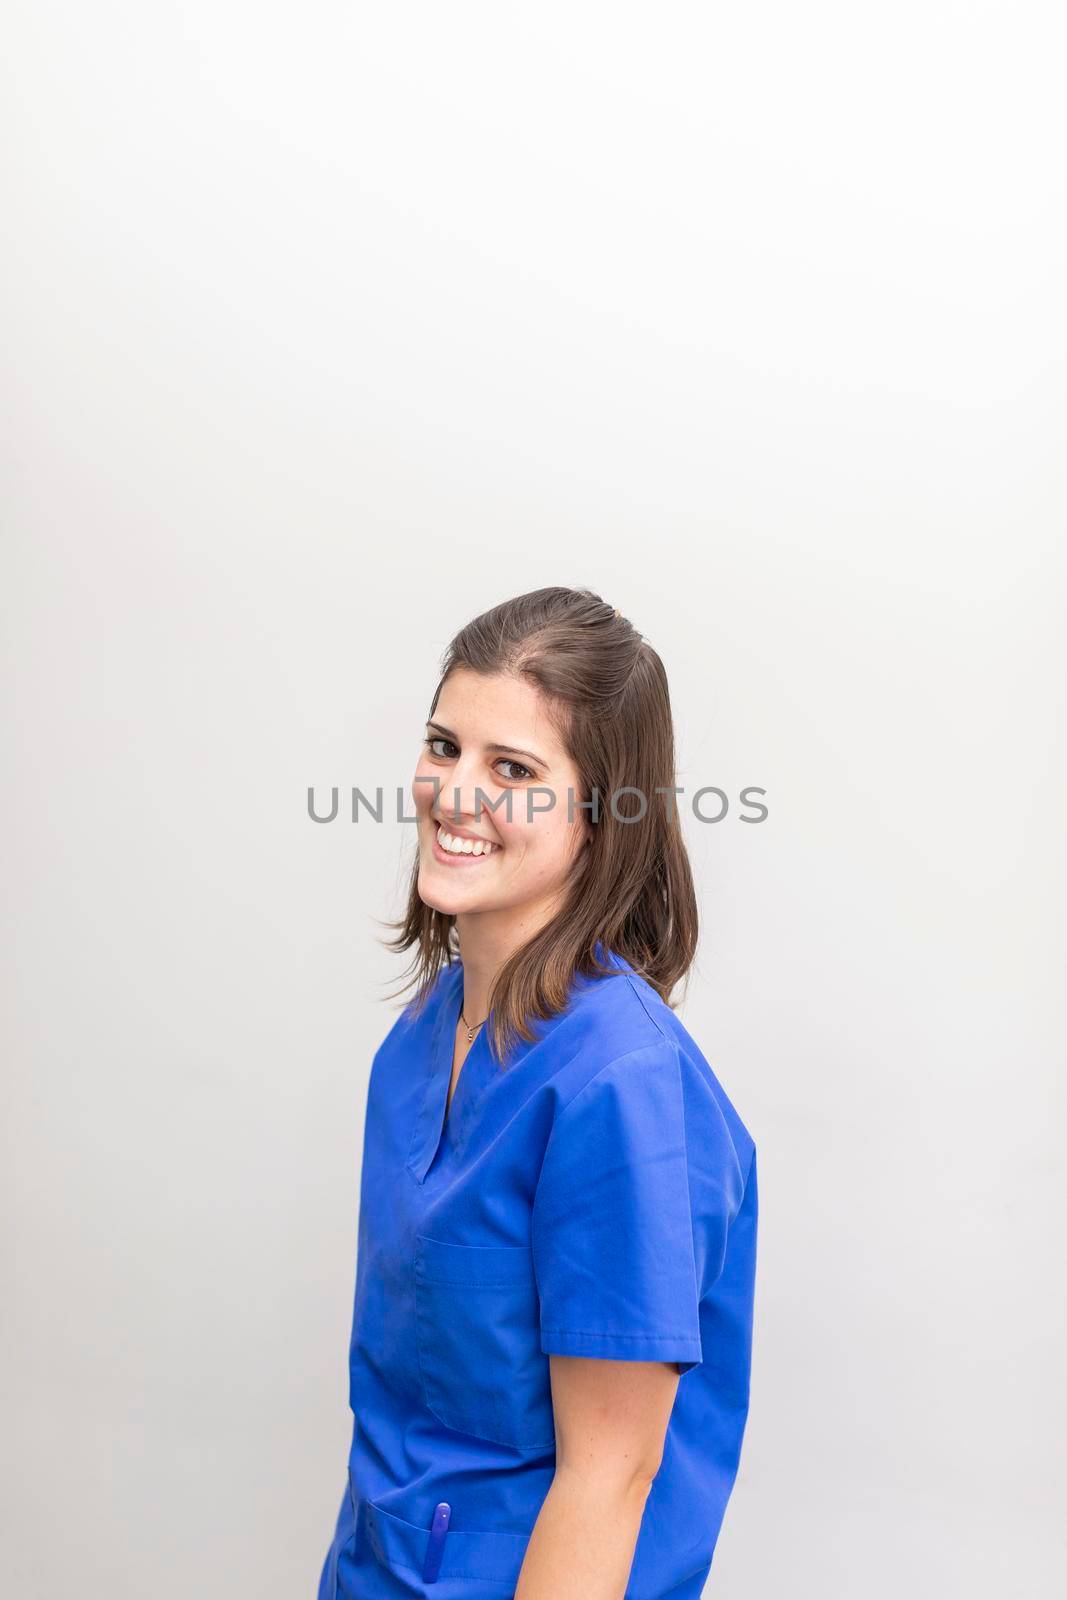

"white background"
[3,4,1065,1596]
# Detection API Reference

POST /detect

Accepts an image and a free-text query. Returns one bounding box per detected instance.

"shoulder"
[549,954,756,1186]
[534,958,669,1111]
[624,964,757,1178]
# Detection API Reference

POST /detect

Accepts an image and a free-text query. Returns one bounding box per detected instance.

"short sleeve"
[531,1037,706,1374]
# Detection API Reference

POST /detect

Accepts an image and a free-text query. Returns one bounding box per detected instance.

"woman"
[317,587,758,1599]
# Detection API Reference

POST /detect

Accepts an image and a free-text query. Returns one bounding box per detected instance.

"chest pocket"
[414,1236,557,1451]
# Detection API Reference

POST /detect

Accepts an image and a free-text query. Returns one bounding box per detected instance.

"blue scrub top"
[317,945,758,1600]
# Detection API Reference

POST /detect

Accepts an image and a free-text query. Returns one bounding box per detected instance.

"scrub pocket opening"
[413,1235,557,1451]
[363,1497,534,1591]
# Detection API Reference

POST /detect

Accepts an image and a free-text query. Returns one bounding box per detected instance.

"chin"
[417,870,480,918]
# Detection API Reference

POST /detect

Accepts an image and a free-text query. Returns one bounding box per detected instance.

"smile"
[432,822,501,862]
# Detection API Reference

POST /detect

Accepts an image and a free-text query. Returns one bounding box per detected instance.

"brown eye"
[497,759,533,782]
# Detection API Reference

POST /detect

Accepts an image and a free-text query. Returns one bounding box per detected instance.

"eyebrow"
[425,720,549,770]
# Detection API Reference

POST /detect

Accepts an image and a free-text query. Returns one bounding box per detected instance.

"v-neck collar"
[404,944,632,1184]
[407,964,488,1184]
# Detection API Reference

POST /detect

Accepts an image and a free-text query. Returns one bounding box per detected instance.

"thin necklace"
[460,1008,488,1045]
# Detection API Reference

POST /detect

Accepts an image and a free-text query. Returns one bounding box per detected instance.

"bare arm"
[514,1355,681,1600]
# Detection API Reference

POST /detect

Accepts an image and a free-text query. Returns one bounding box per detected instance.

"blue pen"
[422,1501,451,1583]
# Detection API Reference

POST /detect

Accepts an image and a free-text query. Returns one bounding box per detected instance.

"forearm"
[513,1461,654,1600]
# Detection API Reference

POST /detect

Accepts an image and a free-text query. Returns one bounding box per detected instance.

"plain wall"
[3,4,1065,1596]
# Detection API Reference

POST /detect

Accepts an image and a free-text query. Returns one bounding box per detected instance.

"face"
[411,668,592,935]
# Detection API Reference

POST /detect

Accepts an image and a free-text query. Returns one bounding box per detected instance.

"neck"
[453,895,561,1022]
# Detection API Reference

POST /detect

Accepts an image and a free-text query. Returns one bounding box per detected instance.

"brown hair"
[381,586,699,1063]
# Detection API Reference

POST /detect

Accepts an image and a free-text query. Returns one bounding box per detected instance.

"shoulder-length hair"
[381,585,699,1063]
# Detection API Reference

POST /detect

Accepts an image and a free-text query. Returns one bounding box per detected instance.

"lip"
[431,818,497,845]
[430,820,500,866]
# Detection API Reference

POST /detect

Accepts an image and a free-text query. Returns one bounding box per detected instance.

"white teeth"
[437,824,495,856]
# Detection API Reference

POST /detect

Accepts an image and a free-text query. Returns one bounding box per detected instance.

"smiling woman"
[316,587,758,1600]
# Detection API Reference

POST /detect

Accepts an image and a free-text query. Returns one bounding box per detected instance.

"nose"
[433,764,494,829]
